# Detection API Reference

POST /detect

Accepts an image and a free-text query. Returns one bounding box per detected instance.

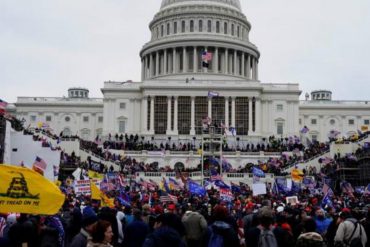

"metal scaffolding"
[201,126,223,186]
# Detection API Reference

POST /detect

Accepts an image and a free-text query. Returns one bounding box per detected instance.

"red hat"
[341,208,351,214]
[168,204,176,211]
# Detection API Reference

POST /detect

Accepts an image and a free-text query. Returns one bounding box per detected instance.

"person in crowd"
[245,206,278,247]
[122,209,150,247]
[182,206,208,247]
[334,208,367,247]
[296,218,324,247]
[87,220,114,247]
[142,213,186,247]
[203,205,240,247]
[70,206,98,247]
[315,208,332,236]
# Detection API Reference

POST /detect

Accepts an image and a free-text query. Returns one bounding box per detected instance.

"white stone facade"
[12,0,370,143]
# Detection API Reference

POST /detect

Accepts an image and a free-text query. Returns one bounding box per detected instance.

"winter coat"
[182,211,208,241]
[334,218,367,247]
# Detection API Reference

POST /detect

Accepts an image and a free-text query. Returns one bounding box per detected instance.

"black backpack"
[345,220,363,247]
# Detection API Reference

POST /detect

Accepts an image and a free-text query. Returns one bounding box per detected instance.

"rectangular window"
[46,116,52,122]
[364,119,370,125]
[231,24,234,35]
[83,116,89,122]
[224,22,228,34]
[119,121,126,133]
[349,119,355,125]
[181,20,185,33]
[190,20,194,32]
[154,96,167,134]
[276,104,283,112]
[207,20,211,32]
[277,122,283,135]
[161,25,164,36]
[167,23,170,35]
[31,115,36,122]
[235,97,248,135]
[216,21,220,33]
[311,119,317,125]
[98,116,103,123]
[178,97,191,135]
[120,102,126,109]
[199,20,203,32]
[174,22,177,34]
[237,26,240,37]
[195,97,208,134]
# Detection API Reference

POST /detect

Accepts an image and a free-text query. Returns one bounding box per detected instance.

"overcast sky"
[1,0,370,103]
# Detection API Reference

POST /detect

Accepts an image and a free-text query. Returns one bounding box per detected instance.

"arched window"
[216,21,220,33]
[62,127,71,137]
[174,21,177,34]
[224,22,228,34]
[231,24,234,35]
[181,20,185,33]
[174,162,185,171]
[207,20,212,32]
[190,20,194,32]
[167,23,170,35]
[199,20,203,32]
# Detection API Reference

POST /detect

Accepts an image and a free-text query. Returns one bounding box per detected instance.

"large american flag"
[201,51,213,61]
[160,194,178,204]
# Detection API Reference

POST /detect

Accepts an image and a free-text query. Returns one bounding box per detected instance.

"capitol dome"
[139,0,260,81]
[160,0,242,11]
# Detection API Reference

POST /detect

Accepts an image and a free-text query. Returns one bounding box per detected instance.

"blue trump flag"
[252,167,265,177]
[188,179,206,197]
[214,179,230,189]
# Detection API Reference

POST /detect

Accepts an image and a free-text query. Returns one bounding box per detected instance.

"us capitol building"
[12,0,370,143]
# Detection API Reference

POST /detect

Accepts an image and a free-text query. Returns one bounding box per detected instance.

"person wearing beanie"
[182,208,207,247]
[334,208,367,247]
[70,206,98,247]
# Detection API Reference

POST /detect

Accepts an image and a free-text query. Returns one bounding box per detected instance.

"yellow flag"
[90,181,114,208]
[0,164,65,215]
[88,170,104,180]
[291,168,304,182]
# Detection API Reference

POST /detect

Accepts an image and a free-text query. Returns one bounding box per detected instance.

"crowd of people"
[1,165,370,247]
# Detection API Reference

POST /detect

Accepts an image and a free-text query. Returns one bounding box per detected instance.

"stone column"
[231,97,236,127]
[150,53,154,77]
[225,49,228,74]
[233,50,237,75]
[150,96,155,134]
[164,49,167,75]
[246,54,250,79]
[173,96,178,134]
[155,51,159,76]
[173,48,177,73]
[190,96,195,135]
[241,52,245,77]
[248,97,253,134]
[208,97,212,119]
[141,96,148,132]
[193,47,197,73]
[252,58,256,80]
[215,47,219,73]
[141,58,144,81]
[183,47,187,73]
[225,97,229,127]
[166,96,172,134]
[255,98,261,134]
[255,59,259,80]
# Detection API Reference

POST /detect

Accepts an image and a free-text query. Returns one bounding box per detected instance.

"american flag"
[201,51,213,61]
[160,194,178,203]
[0,99,8,112]
[33,156,47,172]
